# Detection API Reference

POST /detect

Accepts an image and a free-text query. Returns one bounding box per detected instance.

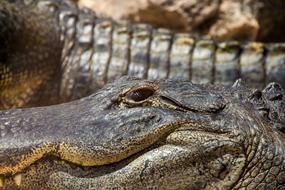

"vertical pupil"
[128,88,154,102]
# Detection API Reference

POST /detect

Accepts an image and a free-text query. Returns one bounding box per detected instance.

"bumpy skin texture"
[0,1,62,108]
[0,77,284,189]
[0,0,285,109]
[0,1,285,189]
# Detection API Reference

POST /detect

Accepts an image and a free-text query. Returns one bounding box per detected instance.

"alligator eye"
[127,87,155,102]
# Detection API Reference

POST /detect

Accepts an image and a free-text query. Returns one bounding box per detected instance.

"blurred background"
[78,0,285,42]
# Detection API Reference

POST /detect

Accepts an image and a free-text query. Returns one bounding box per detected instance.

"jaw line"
[59,122,227,176]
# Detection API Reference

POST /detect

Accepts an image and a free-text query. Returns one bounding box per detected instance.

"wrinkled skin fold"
[0,77,284,189]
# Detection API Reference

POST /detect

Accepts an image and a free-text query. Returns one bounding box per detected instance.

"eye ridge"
[127,87,155,102]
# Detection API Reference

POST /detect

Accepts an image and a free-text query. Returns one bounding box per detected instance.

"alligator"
[0,0,285,109]
[0,76,284,189]
[1,0,285,189]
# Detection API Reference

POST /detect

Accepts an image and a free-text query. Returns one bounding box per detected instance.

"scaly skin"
[0,77,284,189]
[0,0,285,109]
[0,1,285,189]
[0,1,62,108]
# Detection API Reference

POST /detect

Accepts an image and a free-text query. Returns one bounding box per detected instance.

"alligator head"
[0,77,284,189]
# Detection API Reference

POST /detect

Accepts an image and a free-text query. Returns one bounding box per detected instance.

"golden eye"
[127,87,155,102]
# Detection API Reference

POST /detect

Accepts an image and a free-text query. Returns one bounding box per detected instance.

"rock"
[208,1,258,41]
[243,0,285,42]
[78,0,285,42]
[79,0,220,31]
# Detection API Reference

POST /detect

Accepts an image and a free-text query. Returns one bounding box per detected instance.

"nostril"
[270,83,282,90]
[264,82,282,92]
[249,90,262,100]
[126,87,155,102]
[263,82,284,101]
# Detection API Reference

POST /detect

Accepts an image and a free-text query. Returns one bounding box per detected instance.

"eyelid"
[126,87,156,102]
[121,84,159,104]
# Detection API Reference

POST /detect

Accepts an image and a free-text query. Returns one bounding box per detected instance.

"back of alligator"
[0,0,284,109]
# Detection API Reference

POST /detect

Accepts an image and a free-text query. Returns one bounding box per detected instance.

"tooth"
[13,174,22,186]
[0,177,4,187]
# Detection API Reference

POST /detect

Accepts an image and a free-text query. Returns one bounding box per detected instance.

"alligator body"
[0,0,285,109]
[0,76,284,189]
